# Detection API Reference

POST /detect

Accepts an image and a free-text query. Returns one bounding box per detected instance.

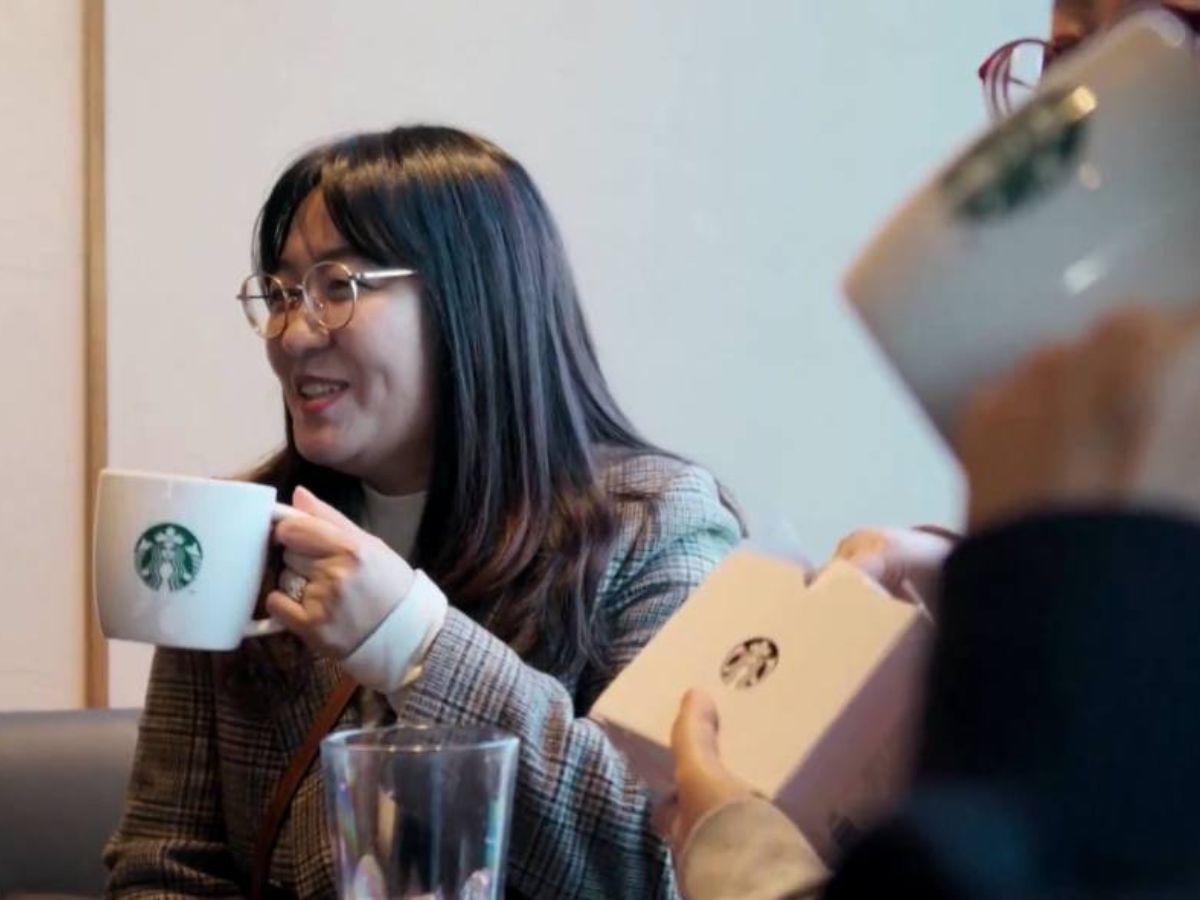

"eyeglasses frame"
[237,261,416,339]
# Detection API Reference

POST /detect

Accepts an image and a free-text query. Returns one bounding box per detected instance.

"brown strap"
[250,674,359,900]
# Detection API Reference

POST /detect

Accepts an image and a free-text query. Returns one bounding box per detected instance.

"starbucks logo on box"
[134,523,203,592]
[720,637,779,690]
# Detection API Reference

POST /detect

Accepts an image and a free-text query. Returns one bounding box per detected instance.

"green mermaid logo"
[134,523,203,592]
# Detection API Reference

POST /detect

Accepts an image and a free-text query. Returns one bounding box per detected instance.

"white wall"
[0,0,85,710]
[103,0,1047,705]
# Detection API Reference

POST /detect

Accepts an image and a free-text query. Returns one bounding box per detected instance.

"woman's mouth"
[294,376,350,414]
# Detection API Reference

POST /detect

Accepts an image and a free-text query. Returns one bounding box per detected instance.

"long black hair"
[248,125,664,678]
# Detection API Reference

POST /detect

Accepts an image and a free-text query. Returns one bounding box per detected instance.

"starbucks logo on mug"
[720,637,779,690]
[134,524,203,592]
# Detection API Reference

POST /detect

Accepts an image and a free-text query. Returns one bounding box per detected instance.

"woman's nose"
[277,303,330,355]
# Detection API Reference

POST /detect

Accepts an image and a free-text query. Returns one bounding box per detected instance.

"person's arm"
[104,647,244,898]
[829,309,1200,896]
[667,688,827,900]
[826,510,1200,897]
[380,464,742,898]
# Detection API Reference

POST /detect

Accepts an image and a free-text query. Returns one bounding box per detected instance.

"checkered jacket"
[104,454,741,898]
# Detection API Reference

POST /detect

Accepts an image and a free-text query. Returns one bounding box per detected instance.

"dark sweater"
[827,511,1200,899]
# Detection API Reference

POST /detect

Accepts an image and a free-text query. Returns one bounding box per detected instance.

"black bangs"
[253,147,325,274]
[251,133,406,275]
[253,128,492,277]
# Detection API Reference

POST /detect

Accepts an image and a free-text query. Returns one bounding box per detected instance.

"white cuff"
[341,570,448,694]
[679,796,828,900]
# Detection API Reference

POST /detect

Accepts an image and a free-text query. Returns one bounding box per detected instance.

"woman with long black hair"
[105,125,741,897]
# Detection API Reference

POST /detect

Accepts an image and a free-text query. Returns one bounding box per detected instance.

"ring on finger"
[279,568,309,603]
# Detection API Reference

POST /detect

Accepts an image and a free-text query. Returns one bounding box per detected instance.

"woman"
[104,125,742,897]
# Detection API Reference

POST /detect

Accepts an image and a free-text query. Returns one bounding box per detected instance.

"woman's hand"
[828,527,955,605]
[266,486,416,658]
[660,689,754,856]
[958,308,1200,532]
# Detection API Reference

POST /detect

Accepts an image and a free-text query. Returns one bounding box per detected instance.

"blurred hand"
[829,527,955,605]
[658,689,754,857]
[266,486,416,658]
[957,308,1200,532]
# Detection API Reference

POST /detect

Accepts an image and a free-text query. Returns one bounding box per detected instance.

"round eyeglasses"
[237,261,416,339]
[978,36,1066,120]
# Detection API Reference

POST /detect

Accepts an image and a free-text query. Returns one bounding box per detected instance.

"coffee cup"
[93,468,301,650]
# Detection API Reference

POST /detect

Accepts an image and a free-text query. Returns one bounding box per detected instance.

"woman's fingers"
[829,528,953,602]
[293,485,360,531]
[959,306,1200,531]
[273,509,357,557]
[281,549,322,579]
[264,589,311,632]
[265,579,335,639]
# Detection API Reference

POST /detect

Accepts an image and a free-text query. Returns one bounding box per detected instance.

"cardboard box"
[589,552,932,863]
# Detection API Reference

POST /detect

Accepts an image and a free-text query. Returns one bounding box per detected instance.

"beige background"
[0,1,1046,709]
[0,0,85,710]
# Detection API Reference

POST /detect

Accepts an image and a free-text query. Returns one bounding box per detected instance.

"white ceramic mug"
[93,468,300,650]
[844,10,1200,442]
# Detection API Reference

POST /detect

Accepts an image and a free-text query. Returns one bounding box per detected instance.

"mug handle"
[241,503,308,639]
[243,617,285,638]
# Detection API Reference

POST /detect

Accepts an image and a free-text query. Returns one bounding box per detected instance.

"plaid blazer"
[104,454,741,898]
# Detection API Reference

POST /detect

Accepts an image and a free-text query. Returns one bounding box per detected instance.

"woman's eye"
[326,279,355,301]
[266,287,290,312]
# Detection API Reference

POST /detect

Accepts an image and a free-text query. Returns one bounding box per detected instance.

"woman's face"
[266,191,436,494]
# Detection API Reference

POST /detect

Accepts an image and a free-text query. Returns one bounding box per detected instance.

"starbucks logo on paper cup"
[134,524,203,592]
[720,637,779,690]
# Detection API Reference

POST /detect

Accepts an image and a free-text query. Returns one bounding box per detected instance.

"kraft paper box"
[589,552,932,863]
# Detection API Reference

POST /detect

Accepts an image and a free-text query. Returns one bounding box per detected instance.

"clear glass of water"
[321,725,519,899]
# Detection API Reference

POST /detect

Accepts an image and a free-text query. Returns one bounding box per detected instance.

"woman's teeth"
[300,382,346,398]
